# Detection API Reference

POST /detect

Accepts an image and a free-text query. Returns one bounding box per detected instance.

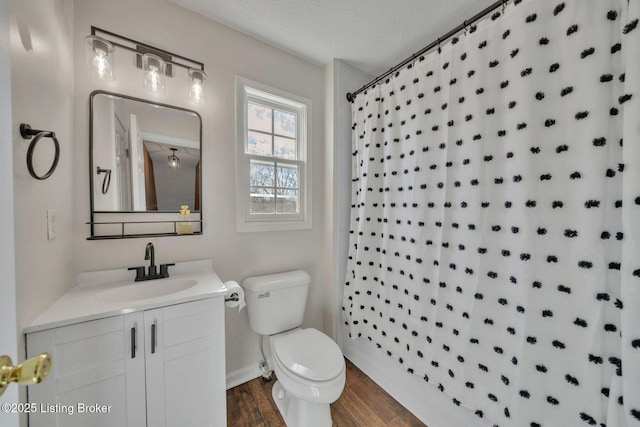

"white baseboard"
[226,358,273,390]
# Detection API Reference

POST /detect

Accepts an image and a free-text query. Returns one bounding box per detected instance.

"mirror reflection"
[91,92,201,212]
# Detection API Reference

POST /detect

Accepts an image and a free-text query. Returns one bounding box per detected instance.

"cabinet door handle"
[131,327,136,359]
[151,323,156,354]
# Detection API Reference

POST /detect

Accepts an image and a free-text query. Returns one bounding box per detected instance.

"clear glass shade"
[188,68,207,104]
[142,53,166,93]
[168,149,180,169]
[85,36,114,80]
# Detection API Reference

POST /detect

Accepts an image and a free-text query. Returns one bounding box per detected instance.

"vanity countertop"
[25,260,231,334]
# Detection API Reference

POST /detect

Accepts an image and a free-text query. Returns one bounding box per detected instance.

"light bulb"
[168,148,180,169]
[148,67,160,92]
[142,53,166,93]
[92,50,111,79]
[190,80,203,103]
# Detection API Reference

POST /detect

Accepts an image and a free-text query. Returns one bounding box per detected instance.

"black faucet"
[145,242,156,276]
[128,242,175,282]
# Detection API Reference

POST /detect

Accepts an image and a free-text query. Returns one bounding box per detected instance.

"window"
[236,77,311,231]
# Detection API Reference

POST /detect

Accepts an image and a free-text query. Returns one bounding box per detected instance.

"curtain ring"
[437,38,441,54]
[25,131,60,181]
[463,20,468,35]
[502,0,507,13]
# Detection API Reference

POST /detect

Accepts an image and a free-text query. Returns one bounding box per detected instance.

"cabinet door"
[26,313,146,427]
[144,298,226,427]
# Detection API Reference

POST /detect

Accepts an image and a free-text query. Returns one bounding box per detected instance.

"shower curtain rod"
[346,0,509,102]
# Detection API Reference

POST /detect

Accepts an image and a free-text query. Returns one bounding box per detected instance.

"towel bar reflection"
[20,123,60,180]
[97,167,112,194]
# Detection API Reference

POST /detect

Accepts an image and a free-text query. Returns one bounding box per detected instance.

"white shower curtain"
[343,0,640,426]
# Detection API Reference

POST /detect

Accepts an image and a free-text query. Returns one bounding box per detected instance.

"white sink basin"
[101,278,198,303]
[25,260,231,334]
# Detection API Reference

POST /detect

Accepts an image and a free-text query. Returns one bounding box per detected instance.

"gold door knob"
[0,353,51,397]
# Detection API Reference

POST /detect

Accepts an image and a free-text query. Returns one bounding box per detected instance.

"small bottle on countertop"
[177,205,193,234]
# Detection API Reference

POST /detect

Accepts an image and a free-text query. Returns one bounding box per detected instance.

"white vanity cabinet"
[26,297,226,427]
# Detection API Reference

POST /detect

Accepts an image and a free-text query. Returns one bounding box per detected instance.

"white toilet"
[243,270,346,427]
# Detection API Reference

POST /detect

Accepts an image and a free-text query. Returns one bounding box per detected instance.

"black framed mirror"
[89,90,203,239]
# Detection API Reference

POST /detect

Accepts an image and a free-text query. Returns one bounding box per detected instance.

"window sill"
[236,218,311,233]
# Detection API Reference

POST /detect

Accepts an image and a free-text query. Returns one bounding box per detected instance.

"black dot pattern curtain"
[343,0,640,425]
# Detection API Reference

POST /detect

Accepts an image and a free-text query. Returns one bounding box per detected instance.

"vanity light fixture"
[188,68,207,104]
[86,27,207,102]
[85,35,115,80]
[168,148,180,169]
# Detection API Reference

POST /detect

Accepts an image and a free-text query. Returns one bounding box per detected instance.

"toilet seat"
[272,328,344,382]
[269,328,346,425]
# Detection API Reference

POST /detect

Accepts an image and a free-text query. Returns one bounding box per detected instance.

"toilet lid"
[273,329,344,381]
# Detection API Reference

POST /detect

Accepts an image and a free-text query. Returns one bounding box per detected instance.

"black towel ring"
[20,123,60,180]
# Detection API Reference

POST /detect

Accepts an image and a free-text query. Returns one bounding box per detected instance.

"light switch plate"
[46,209,57,240]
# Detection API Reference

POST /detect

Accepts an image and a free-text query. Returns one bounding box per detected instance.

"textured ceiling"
[168,0,497,76]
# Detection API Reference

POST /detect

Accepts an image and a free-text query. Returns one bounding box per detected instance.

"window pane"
[250,160,275,187]
[276,189,298,213]
[250,187,275,214]
[247,131,272,156]
[248,103,272,133]
[274,110,296,138]
[274,136,296,160]
[277,164,298,189]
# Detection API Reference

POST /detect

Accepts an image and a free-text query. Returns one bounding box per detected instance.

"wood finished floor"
[227,359,426,426]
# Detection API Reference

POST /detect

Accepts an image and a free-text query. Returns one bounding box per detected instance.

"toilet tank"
[242,270,311,336]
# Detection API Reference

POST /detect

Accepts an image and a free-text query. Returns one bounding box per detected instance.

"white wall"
[9,3,74,424]
[72,0,326,378]
[328,60,372,343]
[323,59,372,339]
[0,0,19,425]
[91,95,119,210]
[10,0,75,344]
[322,61,335,338]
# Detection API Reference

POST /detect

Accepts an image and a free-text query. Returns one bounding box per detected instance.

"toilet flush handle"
[258,292,270,299]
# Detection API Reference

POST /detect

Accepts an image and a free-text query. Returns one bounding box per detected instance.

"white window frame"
[235,76,312,232]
